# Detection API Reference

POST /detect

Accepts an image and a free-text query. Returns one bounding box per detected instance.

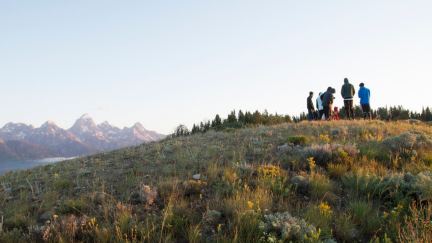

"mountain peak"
[70,114,99,136]
[99,121,112,127]
[132,122,145,130]
[79,113,93,120]
[2,122,34,130]
[72,114,97,127]
[42,120,58,127]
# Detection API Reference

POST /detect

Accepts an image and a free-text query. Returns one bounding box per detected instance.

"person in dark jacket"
[307,92,316,121]
[358,83,371,119]
[341,78,355,119]
[321,87,335,120]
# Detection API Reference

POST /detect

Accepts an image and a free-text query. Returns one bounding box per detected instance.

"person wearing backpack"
[322,87,335,120]
[358,82,372,120]
[341,78,355,119]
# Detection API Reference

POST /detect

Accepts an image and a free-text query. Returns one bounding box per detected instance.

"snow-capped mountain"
[69,114,110,150]
[97,121,122,140]
[0,123,35,140]
[0,115,165,162]
[119,123,165,145]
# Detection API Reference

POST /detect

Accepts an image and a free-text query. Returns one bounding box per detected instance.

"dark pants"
[308,109,316,121]
[361,104,372,120]
[323,106,331,120]
[318,110,324,120]
[344,100,354,119]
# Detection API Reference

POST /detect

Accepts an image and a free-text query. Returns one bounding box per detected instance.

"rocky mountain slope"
[0,114,165,161]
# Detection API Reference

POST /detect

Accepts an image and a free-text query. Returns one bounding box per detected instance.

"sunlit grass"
[0,120,431,242]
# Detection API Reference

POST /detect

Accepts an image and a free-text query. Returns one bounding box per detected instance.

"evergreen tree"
[238,110,245,124]
[244,111,253,124]
[211,114,222,129]
[191,124,200,134]
[174,124,189,137]
[377,107,389,120]
[227,110,237,123]
[204,121,211,132]
[425,107,432,121]
[252,110,262,124]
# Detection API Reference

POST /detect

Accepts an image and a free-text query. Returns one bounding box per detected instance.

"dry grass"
[0,120,431,242]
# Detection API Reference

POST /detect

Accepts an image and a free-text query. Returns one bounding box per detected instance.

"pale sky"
[1,0,431,134]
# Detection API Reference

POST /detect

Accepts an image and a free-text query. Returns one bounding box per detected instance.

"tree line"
[173,106,432,137]
[173,110,291,137]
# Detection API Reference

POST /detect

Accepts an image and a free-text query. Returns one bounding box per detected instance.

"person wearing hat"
[358,82,371,119]
[341,78,356,119]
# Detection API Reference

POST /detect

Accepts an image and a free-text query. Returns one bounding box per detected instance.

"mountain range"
[0,114,165,162]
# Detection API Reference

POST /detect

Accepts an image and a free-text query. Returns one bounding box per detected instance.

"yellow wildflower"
[247,201,254,209]
[318,202,332,216]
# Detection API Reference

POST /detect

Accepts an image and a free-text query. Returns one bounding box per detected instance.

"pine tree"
[227,110,237,123]
[204,121,211,131]
[238,110,245,124]
[174,125,189,137]
[425,107,432,121]
[211,114,222,130]
[191,124,200,134]
[252,110,262,124]
[244,111,253,124]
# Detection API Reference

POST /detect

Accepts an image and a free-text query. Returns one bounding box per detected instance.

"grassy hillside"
[1,121,432,242]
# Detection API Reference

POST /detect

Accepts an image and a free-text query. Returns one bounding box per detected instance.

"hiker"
[358,83,372,119]
[321,87,335,120]
[307,92,316,121]
[341,78,355,119]
[316,92,324,120]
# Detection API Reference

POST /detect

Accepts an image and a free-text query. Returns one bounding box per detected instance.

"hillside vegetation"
[1,121,432,242]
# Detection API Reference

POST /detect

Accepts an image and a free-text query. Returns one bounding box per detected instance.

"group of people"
[307,78,371,121]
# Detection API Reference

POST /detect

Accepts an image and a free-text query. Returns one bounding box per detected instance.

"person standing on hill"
[341,78,356,119]
[322,87,335,120]
[307,92,316,121]
[358,83,372,120]
[316,92,324,120]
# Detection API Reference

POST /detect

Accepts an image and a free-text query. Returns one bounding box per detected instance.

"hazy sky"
[1,1,431,134]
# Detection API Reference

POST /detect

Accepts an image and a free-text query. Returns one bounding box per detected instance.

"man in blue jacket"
[358,83,371,120]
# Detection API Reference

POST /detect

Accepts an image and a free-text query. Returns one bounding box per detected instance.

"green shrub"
[302,144,358,166]
[260,212,319,242]
[421,152,432,166]
[53,178,73,191]
[309,173,333,200]
[342,172,382,199]
[287,136,308,146]
[359,141,390,162]
[3,214,29,231]
[349,200,382,237]
[382,132,432,162]
[0,228,29,243]
[57,198,87,215]
[327,163,349,179]
[333,213,358,242]
[412,171,432,201]
[304,202,333,239]
[235,211,262,243]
